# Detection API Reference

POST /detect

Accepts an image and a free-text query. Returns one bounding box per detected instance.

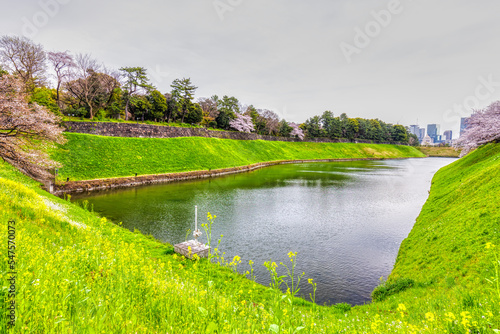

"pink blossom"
[230,113,255,133]
[289,122,305,140]
[455,101,500,156]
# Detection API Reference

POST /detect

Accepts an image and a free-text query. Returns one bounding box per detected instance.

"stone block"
[174,240,210,258]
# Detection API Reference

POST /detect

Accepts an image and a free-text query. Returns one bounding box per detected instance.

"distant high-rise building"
[443,130,453,142]
[409,125,419,136]
[409,125,425,141]
[419,128,425,141]
[427,124,441,143]
[460,117,470,137]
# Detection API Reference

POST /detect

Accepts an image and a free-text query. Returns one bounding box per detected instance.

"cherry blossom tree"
[455,101,500,156]
[0,74,65,180]
[229,113,255,133]
[289,122,305,140]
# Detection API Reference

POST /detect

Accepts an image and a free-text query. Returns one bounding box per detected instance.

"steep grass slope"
[391,143,500,285]
[1,144,499,332]
[53,133,425,181]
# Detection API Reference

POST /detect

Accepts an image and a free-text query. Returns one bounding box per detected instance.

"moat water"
[74,157,456,305]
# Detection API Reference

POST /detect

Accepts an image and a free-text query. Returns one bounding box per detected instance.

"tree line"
[302,111,411,143]
[0,35,415,144]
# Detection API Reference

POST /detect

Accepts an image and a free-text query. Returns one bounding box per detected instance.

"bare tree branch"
[47,51,74,108]
[0,35,46,91]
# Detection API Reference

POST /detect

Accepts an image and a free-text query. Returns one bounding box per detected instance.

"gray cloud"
[1,0,499,137]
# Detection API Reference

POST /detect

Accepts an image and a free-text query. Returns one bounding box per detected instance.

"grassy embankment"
[53,133,425,181]
[417,146,461,157]
[1,141,500,332]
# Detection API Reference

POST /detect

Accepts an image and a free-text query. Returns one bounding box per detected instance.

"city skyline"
[410,122,458,143]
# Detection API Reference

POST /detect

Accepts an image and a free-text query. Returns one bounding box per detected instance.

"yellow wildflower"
[444,312,455,322]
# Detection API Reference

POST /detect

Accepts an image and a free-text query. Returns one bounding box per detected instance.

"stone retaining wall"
[63,121,402,144]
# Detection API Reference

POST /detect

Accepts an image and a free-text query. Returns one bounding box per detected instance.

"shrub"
[371,278,415,302]
[332,302,352,313]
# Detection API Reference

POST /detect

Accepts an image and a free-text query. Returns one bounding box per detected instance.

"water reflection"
[74,158,455,305]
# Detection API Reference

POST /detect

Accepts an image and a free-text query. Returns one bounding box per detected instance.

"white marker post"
[193,205,202,244]
[173,205,208,258]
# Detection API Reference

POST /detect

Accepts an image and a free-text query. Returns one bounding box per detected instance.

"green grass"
[390,143,500,286]
[417,146,461,157]
[53,133,425,181]
[1,143,500,332]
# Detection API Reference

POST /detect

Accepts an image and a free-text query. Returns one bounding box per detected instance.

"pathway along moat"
[73,157,456,305]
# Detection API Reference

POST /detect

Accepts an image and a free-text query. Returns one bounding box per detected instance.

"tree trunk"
[56,80,61,110]
[125,98,130,120]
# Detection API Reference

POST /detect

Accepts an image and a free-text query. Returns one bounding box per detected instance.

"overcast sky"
[1,0,499,138]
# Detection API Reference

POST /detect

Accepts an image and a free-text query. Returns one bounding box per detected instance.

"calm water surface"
[74,158,455,305]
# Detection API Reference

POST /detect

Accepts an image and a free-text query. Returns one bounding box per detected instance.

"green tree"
[245,105,262,130]
[368,119,383,141]
[105,87,124,119]
[129,95,152,121]
[214,95,239,129]
[321,111,341,139]
[304,115,323,138]
[164,93,178,123]
[120,67,153,120]
[170,78,197,123]
[147,90,168,121]
[408,133,419,146]
[356,118,369,139]
[378,120,393,142]
[346,118,359,139]
[392,124,408,143]
[185,103,203,124]
[278,119,293,137]
[215,109,233,129]
[30,87,59,115]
